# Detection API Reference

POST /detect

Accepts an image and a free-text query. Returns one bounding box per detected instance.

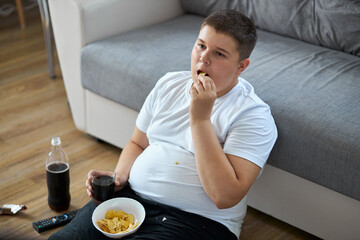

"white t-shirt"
[129,71,277,238]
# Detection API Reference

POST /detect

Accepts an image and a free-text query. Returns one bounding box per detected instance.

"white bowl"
[92,197,146,239]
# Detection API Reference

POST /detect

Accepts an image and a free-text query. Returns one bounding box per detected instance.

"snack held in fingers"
[199,72,206,76]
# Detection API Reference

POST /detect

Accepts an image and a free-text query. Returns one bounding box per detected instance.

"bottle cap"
[51,137,61,146]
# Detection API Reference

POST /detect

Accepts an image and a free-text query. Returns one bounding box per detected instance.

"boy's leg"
[121,187,237,240]
[50,187,237,240]
[49,200,103,240]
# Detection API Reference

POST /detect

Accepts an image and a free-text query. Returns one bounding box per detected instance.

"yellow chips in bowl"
[96,209,140,234]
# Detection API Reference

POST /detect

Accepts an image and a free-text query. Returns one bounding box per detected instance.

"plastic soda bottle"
[46,137,71,212]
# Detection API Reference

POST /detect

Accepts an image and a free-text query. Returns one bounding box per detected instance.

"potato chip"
[114,209,127,219]
[125,214,135,225]
[108,219,116,233]
[96,209,139,234]
[199,72,206,76]
[105,210,115,219]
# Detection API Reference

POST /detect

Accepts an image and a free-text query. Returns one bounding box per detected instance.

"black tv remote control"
[32,210,78,233]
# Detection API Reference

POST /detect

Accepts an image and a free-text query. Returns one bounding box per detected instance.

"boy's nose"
[200,51,211,65]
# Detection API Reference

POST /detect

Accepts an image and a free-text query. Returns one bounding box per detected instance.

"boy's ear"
[236,58,250,75]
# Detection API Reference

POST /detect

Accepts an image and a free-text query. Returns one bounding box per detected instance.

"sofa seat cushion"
[81,14,360,201]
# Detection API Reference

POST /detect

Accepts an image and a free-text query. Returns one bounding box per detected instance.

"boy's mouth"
[197,70,209,77]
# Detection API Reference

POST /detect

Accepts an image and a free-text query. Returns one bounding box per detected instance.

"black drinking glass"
[91,170,116,205]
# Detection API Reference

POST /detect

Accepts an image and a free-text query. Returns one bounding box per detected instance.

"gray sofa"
[49,0,360,239]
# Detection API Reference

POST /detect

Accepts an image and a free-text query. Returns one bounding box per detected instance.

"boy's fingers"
[198,76,216,92]
[195,82,204,93]
[85,174,92,186]
[191,83,203,95]
[88,169,95,179]
[190,85,197,95]
[86,188,92,198]
[202,78,212,90]
[194,75,199,84]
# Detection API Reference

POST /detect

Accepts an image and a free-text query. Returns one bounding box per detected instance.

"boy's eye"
[198,44,206,49]
[215,51,225,57]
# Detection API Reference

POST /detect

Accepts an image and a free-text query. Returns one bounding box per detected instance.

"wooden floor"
[0,6,320,240]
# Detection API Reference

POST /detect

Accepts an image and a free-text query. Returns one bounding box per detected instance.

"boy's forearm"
[191,119,242,208]
[114,140,144,185]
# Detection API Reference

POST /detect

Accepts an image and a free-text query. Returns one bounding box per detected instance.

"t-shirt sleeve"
[136,89,155,133]
[223,106,278,168]
[136,73,172,133]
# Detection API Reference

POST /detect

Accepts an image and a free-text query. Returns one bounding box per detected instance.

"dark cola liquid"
[46,162,71,212]
[91,175,115,203]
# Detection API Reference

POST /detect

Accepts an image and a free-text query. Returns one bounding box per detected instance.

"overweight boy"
[51,9,277,240]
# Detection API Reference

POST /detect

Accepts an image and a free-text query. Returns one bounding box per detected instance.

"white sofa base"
[85,90,138,148]
[248,165,360,240]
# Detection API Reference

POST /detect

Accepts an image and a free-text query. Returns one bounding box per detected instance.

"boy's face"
[191,25,249,97]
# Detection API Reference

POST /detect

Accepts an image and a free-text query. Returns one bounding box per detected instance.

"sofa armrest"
[82,0,184,44]
[48,0,183,132]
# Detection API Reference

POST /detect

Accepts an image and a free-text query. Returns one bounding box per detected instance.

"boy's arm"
[191,119,261,209]
[190,76,261,209]
[114,126,149,191]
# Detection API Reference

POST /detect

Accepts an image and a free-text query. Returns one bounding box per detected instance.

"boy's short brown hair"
[201,9,257,61]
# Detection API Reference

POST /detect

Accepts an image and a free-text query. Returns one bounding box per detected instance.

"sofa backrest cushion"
[180,0,360,56]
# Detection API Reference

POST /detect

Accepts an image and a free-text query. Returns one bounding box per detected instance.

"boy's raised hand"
[189,75,217,123]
